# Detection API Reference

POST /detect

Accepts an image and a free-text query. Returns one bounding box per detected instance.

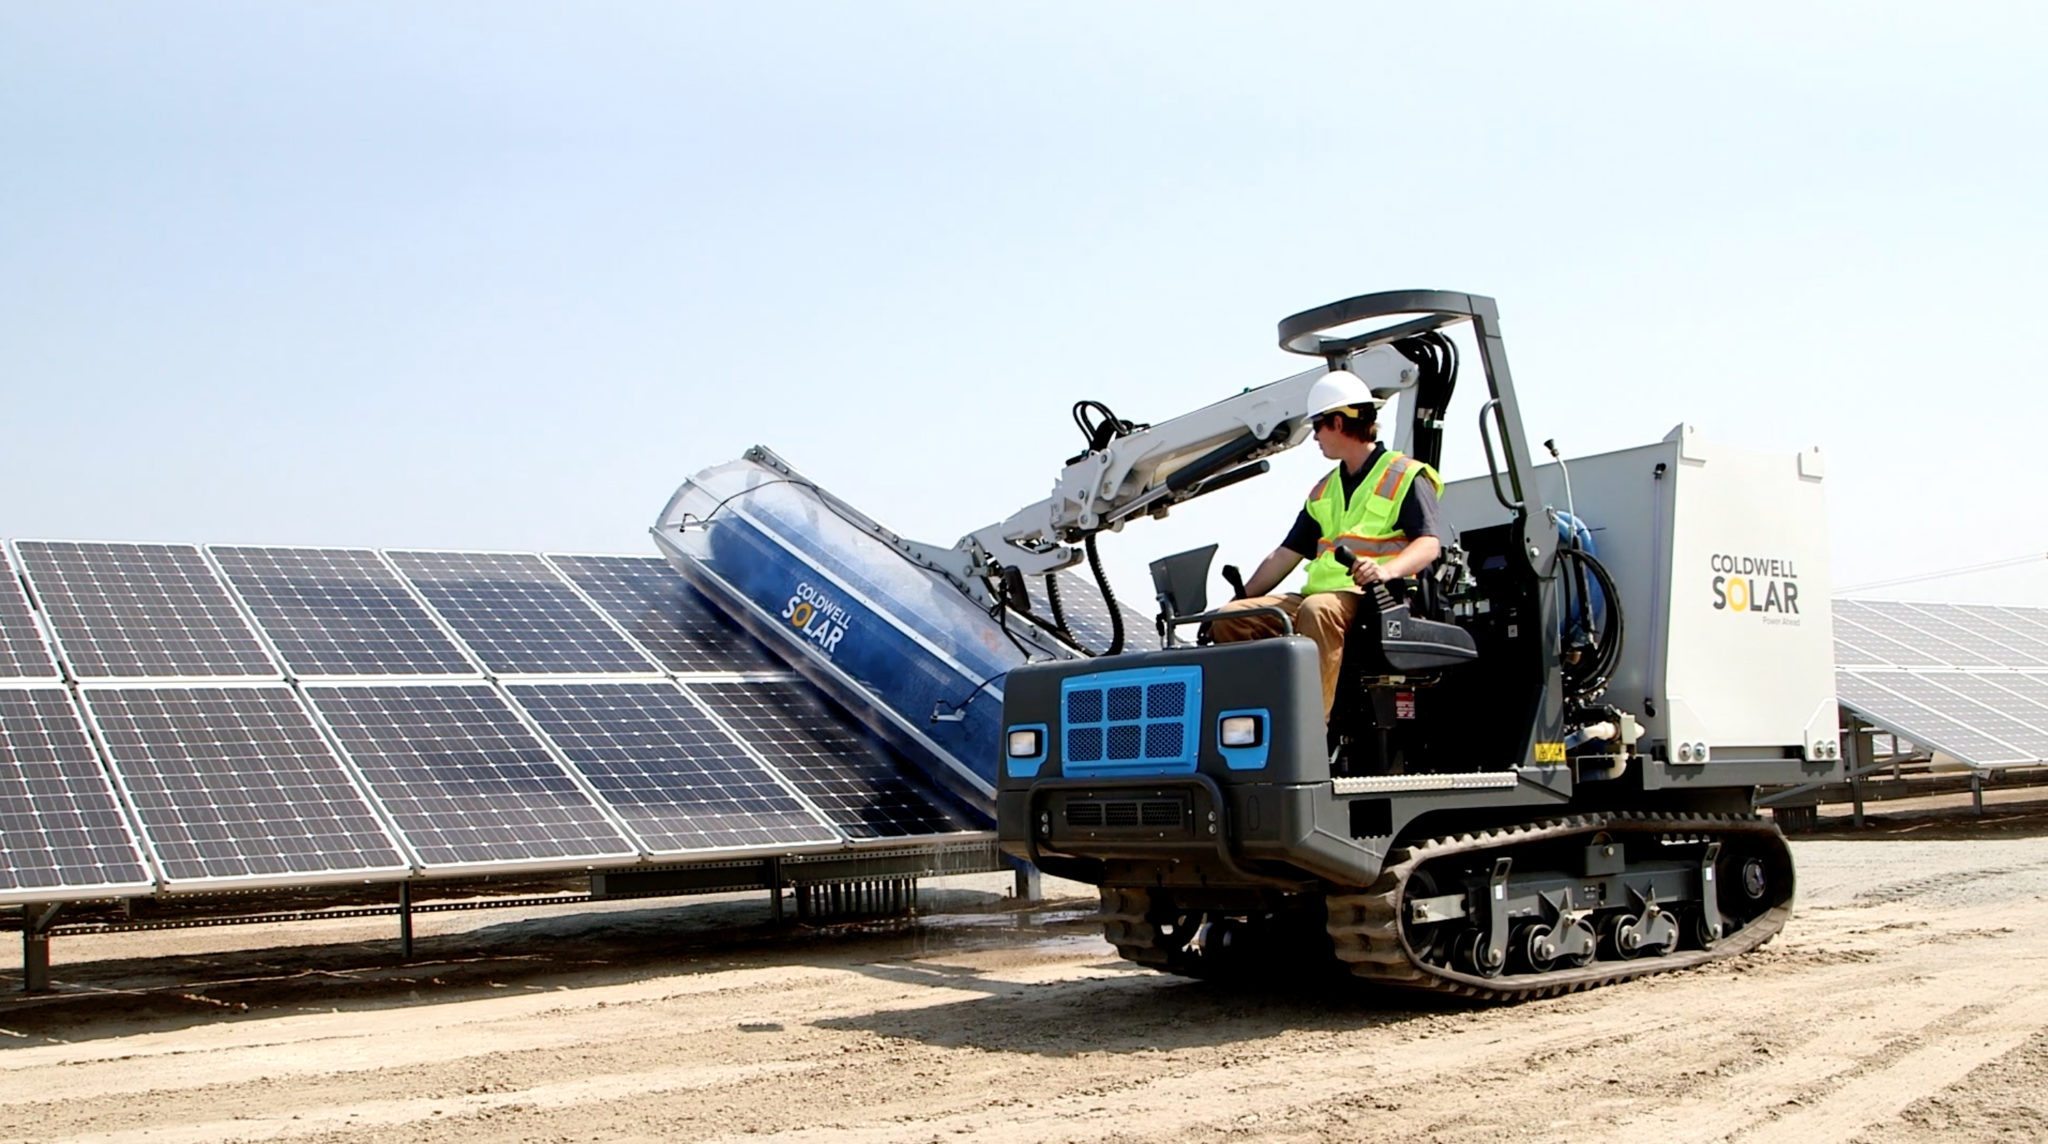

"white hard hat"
[1305,369,1380,420]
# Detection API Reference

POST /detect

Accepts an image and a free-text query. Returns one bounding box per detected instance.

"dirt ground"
[4,796,2046,1144]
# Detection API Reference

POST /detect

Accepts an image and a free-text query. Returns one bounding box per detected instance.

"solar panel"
[211,546,476,678]
[687,680,975,840]
[0,547,61,680]
[387,551,658,676]
[1831,614,1934,669]
[1891,602,2048,668]
[14,541,278,680]
[1834,600,1996,669]
[1973,606,2048,657]
[1041,569,1154,655]
[1927,673,2048,742]
[303,683,638,870]
[81,686,409,887]
[507,681,839,854]
[1833,670,2034,766]
[547,554,782,674]
[0,688,153,901]
[1874,672,2048,757]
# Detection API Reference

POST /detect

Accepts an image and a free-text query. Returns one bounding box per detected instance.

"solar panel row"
[5,542,798,683]
[1835,599,2048,670]
[0,542,979,901]
[1836,668,2048,768]
[1832,600,2048,769]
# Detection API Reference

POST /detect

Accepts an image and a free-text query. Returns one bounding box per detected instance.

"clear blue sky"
[4,3,2043,606]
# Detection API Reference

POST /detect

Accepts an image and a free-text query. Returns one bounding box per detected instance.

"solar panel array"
[0,539,982,902]
[1833,599,2048,768]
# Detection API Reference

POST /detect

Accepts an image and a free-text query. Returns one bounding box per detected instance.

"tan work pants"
[1209,590,1363,717]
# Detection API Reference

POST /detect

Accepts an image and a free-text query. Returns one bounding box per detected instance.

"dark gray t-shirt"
[1281,444,1443,559]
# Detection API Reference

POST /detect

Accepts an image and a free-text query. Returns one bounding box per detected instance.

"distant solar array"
[1833,599,2048,768]
[0,541,985,903]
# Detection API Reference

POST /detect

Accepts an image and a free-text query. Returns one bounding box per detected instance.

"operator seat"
[1329,576,1477,777]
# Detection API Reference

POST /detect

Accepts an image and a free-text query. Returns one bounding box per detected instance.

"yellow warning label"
[1533,741,1566,765]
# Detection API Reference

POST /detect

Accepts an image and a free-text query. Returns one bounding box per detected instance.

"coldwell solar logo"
[1709,554,1802,625]
[780,581,852,654]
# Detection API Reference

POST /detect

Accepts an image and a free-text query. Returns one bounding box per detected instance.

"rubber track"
[1325,812,1794,1002]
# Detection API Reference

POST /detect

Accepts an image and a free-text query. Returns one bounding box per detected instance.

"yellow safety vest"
[1300,449,1443,596]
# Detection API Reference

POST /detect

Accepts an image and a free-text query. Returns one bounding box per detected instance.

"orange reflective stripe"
[1316,535,1407,557]
[1373,458,1409,501]
[1308,473,1332,501]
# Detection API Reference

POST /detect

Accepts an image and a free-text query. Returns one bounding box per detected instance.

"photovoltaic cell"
[211,546,475,677]
[305,684,637,869]
[82,686,408,885]
[548,554,781,674]
[0,547,60,680]
[0,688,152,900]
[688,680,975,840]
[387,551,657,676]
[14,541,278,680]
[1833,670,2033,766]
[509,681,838,853]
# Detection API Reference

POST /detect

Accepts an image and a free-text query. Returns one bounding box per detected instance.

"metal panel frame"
[75,680,415,893]
[502,678,850,859]
[206,543,488,682]
[385,547,665,680]
[299,678,646,877]
[0,685,156,904]
[11,538,284,684]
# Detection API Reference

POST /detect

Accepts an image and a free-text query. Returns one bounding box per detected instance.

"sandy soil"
[3,802,2046,1144]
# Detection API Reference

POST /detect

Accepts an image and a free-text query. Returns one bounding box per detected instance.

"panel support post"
[1011,859,1043,903]
[398,881,414,961]
[1972,773,1984,817]
[767,856,786,923]
[20,904,58,994]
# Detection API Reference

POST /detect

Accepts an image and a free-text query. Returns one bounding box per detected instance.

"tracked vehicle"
[659,290,1841,999]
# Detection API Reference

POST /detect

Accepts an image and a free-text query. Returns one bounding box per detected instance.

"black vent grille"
[1064,797,1186,831]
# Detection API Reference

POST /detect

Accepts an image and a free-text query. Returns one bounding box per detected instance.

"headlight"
[1007,728,1042,757]
[1220,715,1261,747]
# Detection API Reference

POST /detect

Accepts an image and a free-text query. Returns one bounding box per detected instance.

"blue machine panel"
[1059,665,1202,778]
